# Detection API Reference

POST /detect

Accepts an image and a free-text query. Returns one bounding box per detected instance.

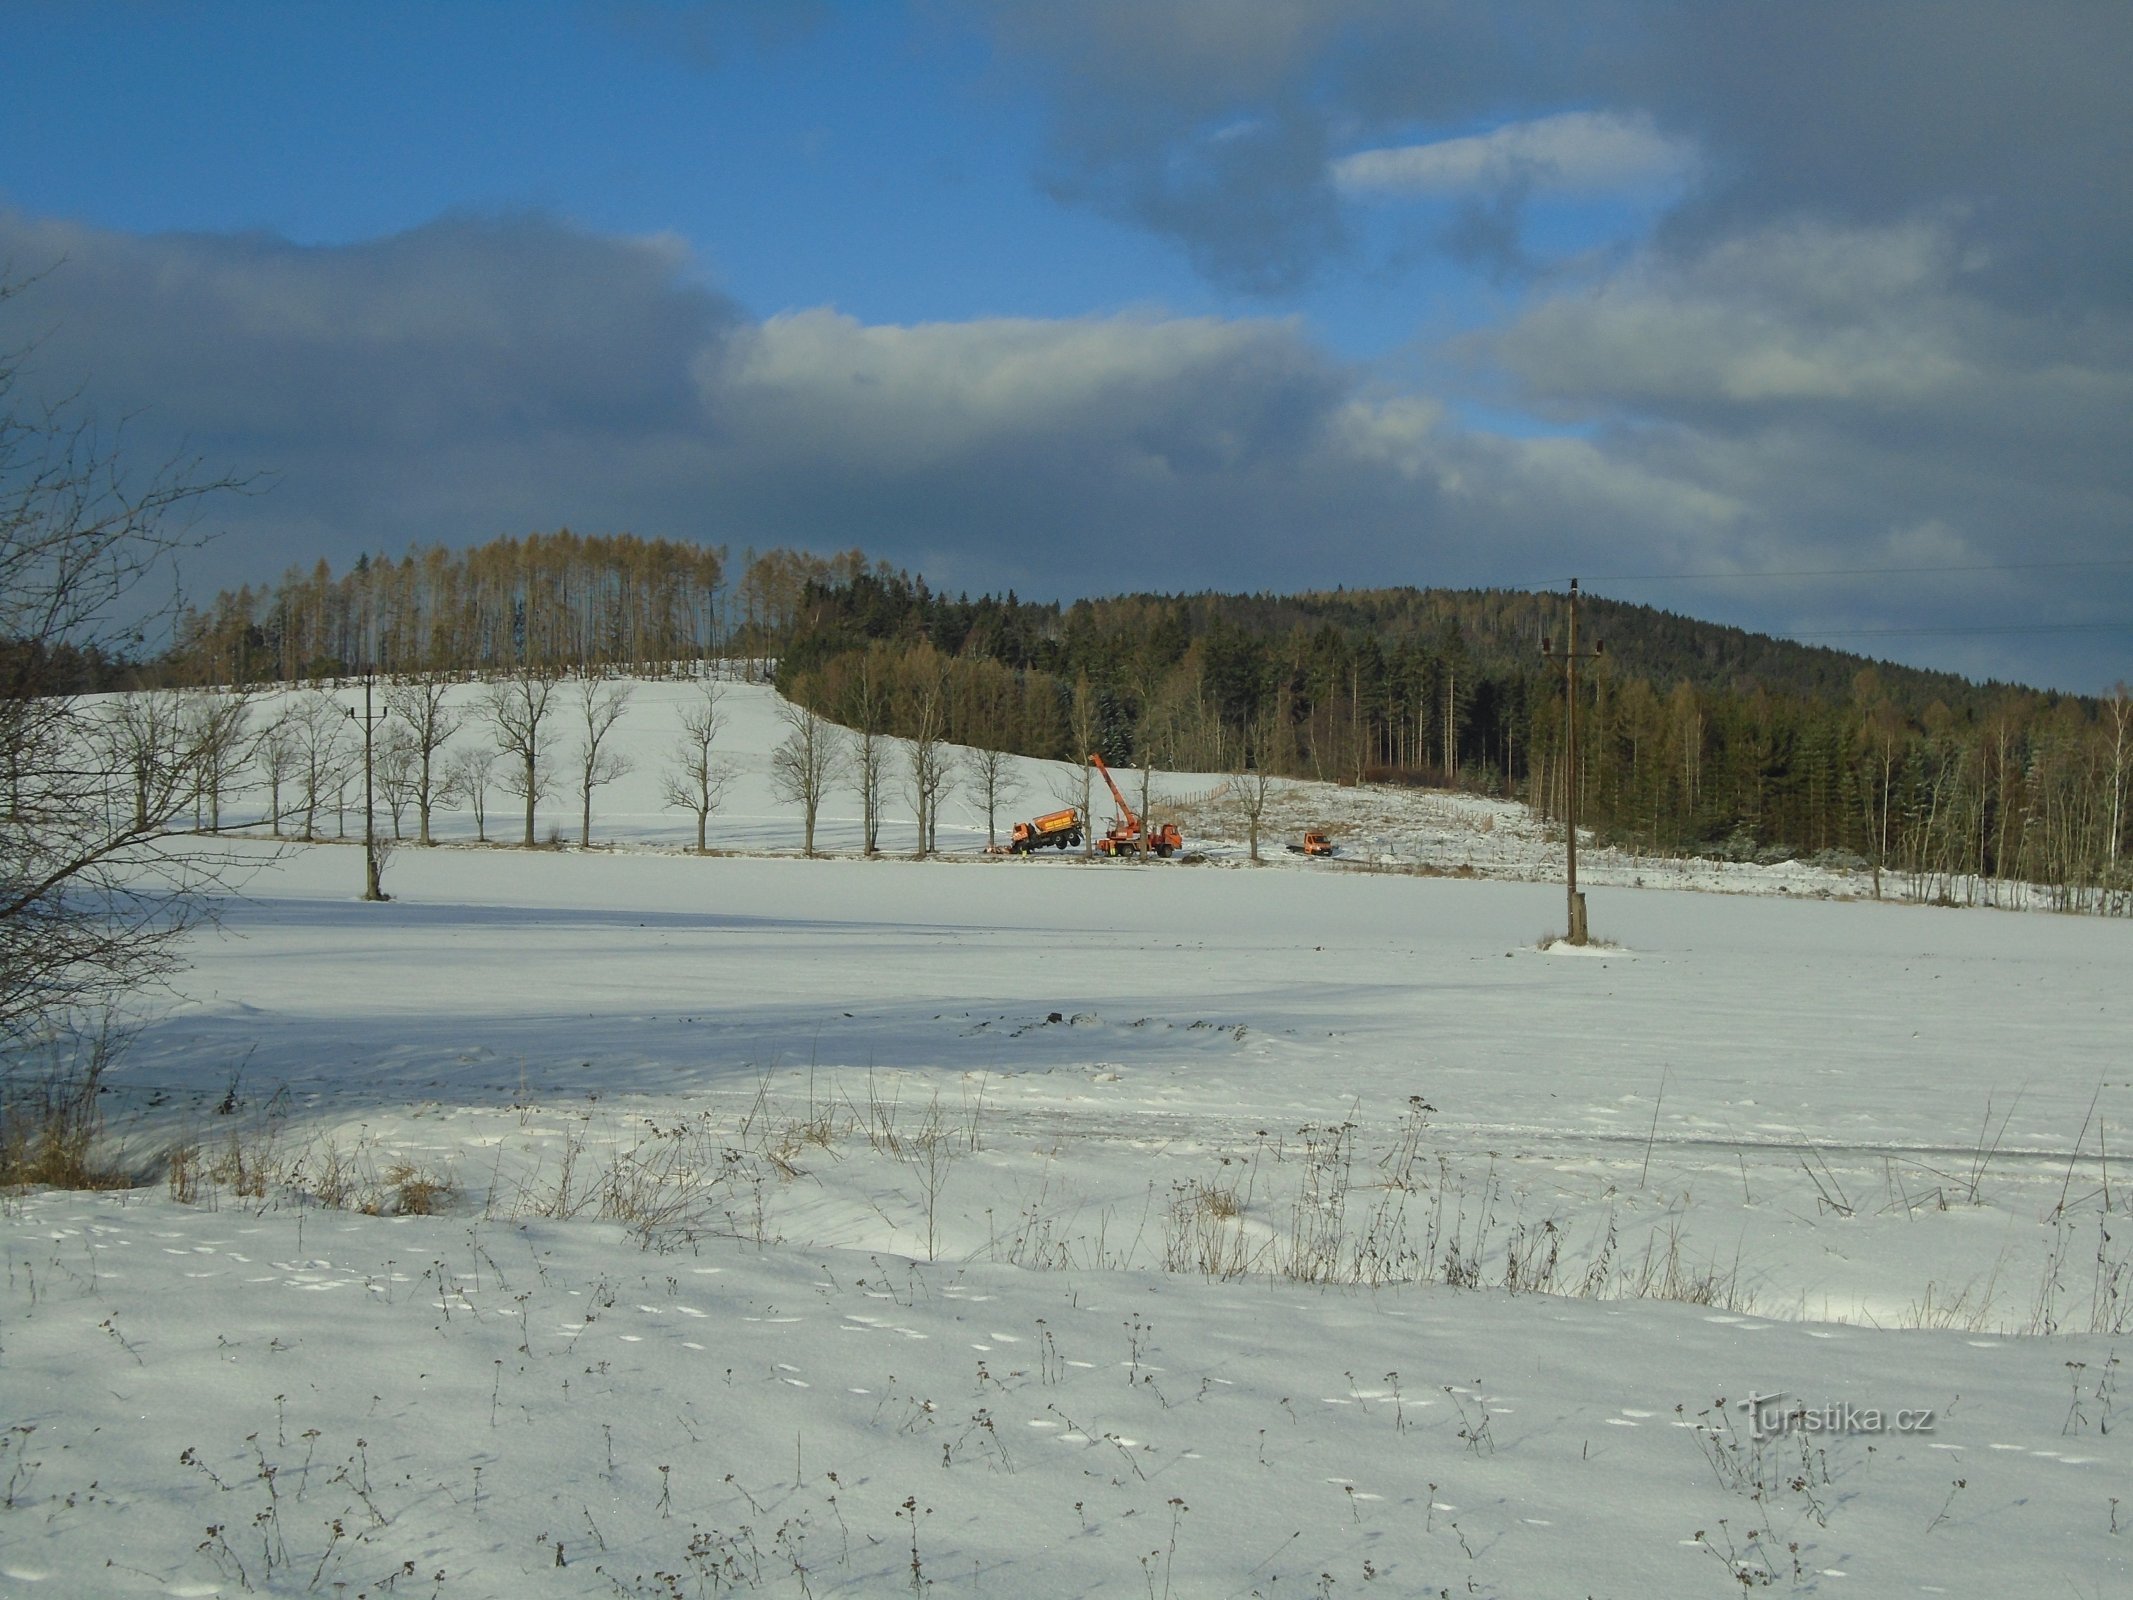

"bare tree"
[1226,711,1281,863]
[443,743,498,844]
[840,647,893,854]
[483,665,564,846]
[961,659,1026,849]
[2107,682,2132,877]
[1855,688,1905,901]
[770,698,843,856]
[904,736,954,855]
[381,673,462,845]
[965,744,1023,850]
[376,723,419,841]
[1066,675,1100,857]
[571,676,634,846]
[96,689,192,834]
[660,681,728,853]
[254,711,297,837]
[182,689,252,833]
[0,274,251,1038]
[900,657,951,857]
[287,688,352,841]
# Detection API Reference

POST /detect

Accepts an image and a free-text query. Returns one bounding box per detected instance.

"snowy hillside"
[178,671,1907,901]
[2,672,2128,1596]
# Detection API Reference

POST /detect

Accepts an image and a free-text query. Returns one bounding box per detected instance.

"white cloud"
[716,307,1330,470]
[1333,111,1696,199]
[1480,216,2105,419]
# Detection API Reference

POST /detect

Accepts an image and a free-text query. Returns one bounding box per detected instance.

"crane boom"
[1087,752,1183,857]
[1088,753,1137,831]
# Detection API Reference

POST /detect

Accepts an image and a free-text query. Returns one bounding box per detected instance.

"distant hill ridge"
[138,540,2129,903]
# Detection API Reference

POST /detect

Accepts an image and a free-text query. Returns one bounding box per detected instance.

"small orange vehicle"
[1286,831,1338,857]
[1089,754,1183,857]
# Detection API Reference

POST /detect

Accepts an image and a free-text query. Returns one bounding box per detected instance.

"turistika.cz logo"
[1738,1392,1937,1442]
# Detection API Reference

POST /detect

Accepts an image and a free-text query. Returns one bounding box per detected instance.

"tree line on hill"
[148,535,2133,913]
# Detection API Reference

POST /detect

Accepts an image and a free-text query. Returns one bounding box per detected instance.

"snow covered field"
[4,677,2129,1596]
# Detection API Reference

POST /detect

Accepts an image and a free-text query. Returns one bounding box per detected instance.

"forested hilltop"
[158,535,2132,908]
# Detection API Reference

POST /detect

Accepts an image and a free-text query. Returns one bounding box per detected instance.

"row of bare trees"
[166,538,898,686]
[70,659,1170,878]
[71,669,743,867]
[769,691,986,858]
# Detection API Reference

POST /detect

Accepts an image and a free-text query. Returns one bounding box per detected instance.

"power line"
[1521,556,2133,589]
[1781,622,2133,640]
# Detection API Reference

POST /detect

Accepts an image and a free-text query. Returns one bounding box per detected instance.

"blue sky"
[3,1,2129,690]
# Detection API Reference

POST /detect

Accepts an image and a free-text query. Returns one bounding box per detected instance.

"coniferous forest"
[150,535,2133,913]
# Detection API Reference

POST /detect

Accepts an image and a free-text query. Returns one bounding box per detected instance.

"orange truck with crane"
[1089,753,1183,857]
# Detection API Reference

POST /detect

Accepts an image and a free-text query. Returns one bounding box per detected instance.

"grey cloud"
[962,2,2130,685]
[20,212,737,447]
[1,208,1456,595]
[1623,2,2133,307]
[1484,216,2133,469]
[973,1,2133,307]
[1467,213,2133,682]
[2,207,2123,689]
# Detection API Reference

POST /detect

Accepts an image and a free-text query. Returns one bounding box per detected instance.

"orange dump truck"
[1008,807,1084,853]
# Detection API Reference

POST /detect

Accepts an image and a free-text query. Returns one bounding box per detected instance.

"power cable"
[1519,556,2133,588]
[1781,622,2133,640]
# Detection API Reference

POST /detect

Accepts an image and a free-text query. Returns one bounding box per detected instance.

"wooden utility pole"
[349,668,388,902]
[1542,580,1602,944]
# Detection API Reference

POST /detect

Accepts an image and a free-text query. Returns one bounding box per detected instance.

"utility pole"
[1542,580,1602,945]
[348,668,388,902]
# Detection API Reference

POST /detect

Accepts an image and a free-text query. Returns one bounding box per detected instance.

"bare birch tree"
[2107,682,2132,878]
[965,744,1022,850]
[571,676,634,846]
[770,698,842,855]
[1226,711,1282,863]
[376,724,419,841]
[902,663,953,855]
[660,682,728,853]
[254,712,297,837]
[840,647,893,854]
[288,688,351,841]
[443,744,498,843]
[483,664,564,846]
[1066,674,1100,857]
[381,674,462,845]
[182,689,252,834]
